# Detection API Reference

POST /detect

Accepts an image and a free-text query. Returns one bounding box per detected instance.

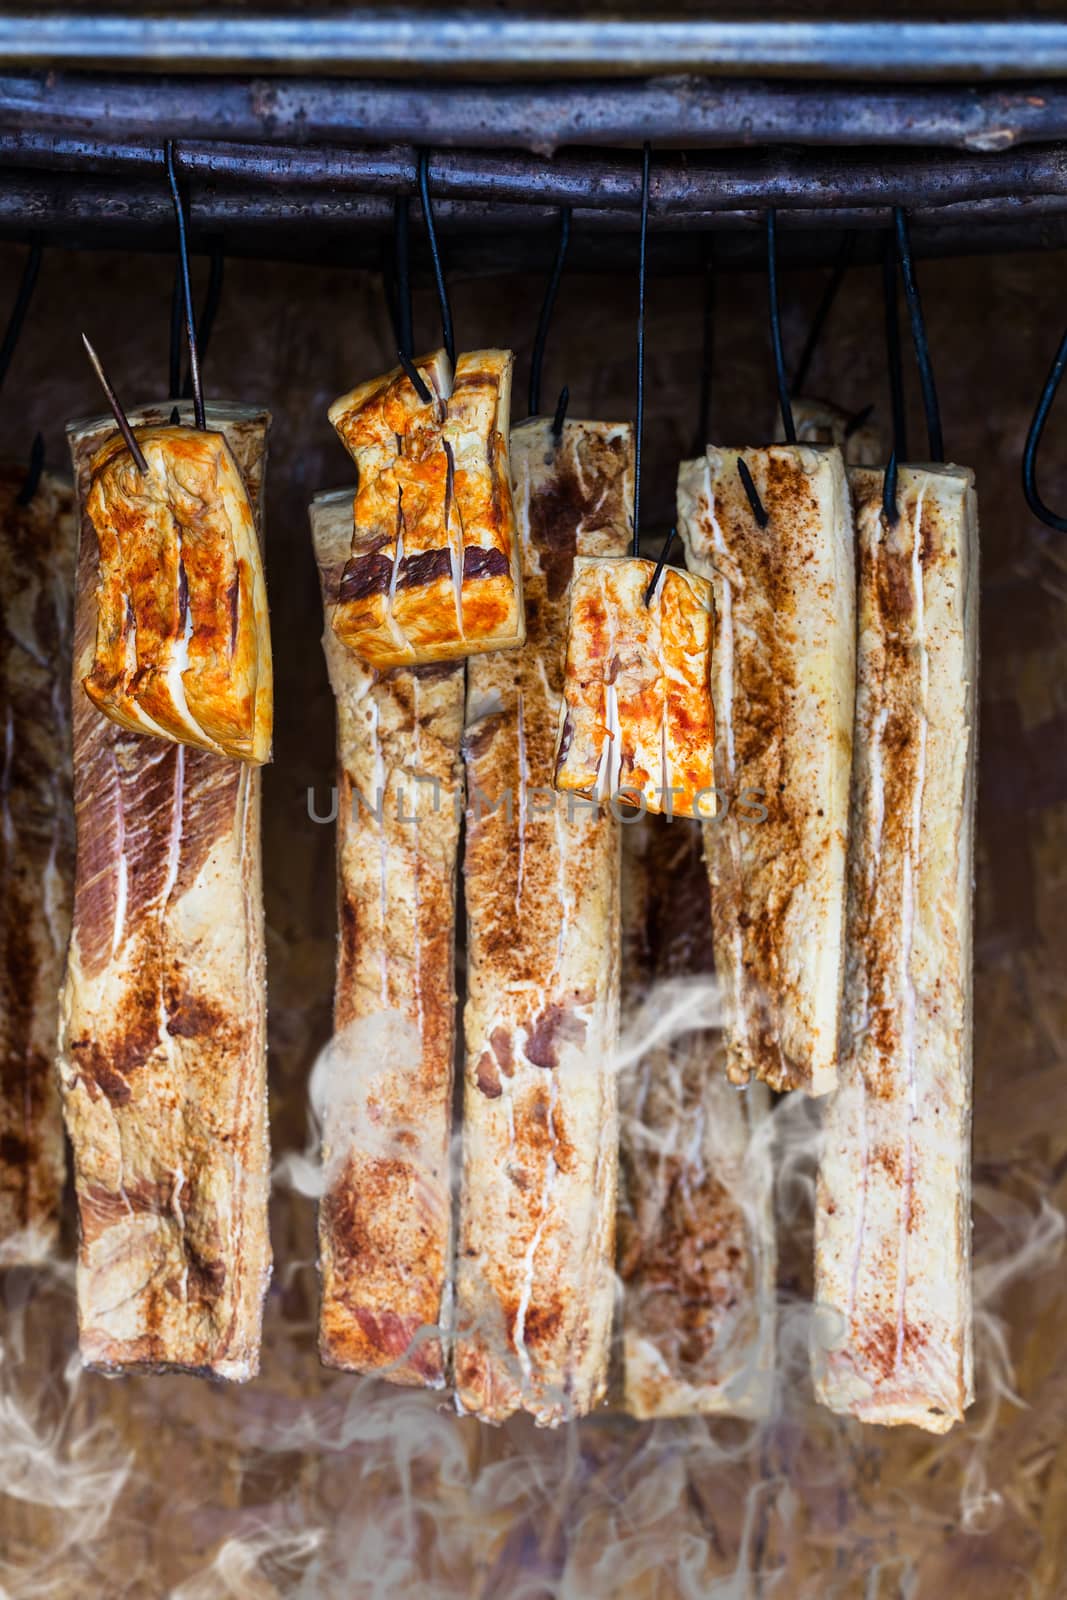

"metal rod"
[417,148,454,368]
[791,229,856,396]
[767,208,795,444]
[894,205,943,462]
[883,447,900,526]
[634,141,651,558]
[7,73,1067,150]
[0,238,40,395]
[882,234,908,464]
[396,349,432,404]
[165,139,204,428]
[528,205,571,418]
[644,524,677,606]
[1022,325,1067,532]
[183,240,223,399]
[4,18,1067,78]
[551,384,569,441]
[737,458,769,528]
[81,332,149,473]
[6,172,1067,239]
[8,133,1067,215]
[15,429,43,506]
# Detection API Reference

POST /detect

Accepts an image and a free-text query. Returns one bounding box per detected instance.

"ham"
[618,817,775,1420]
[328,349,523,668]
[677,445,855,1096]
[0,465,76,1257]
[58,402,271,1379]
[553,557,716,819]
[309,487,464,1386]
[453,416,633,1424]
[813,464,979,1432]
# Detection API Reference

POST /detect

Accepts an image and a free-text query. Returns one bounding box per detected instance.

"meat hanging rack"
[8,11,1067,273]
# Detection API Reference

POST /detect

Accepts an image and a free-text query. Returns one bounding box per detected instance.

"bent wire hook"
[1023,322,1067,532]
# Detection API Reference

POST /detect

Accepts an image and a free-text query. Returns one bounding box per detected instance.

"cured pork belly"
[58,402,271,1379]
[309,488,464,1385]
[775,397,884,468]
[0,467,76,1256]
[618,818,774,1420]
[454,416,633,1424]
[84,425,272,763]
[553,557,716,818]
[328,349,523,668]
[677,445,855,1096]
[813,465,978,1432]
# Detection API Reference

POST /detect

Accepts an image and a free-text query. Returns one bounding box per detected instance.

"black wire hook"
[165,140,205,429]
[551,384,570,441]
[791,230,857,398]
[767,209,795,445]
[169,240,224,403]
[1023,322,1067,532]
[529,205,572,419]
[644,524,676,606]
[692,250,716,456]
[16,431,44,507]
[0,240,42,397]
[183,241,224,400]
[882,232,906,525]
[633,141,651,558]
[894,206,943,463]
[417,150,455,370]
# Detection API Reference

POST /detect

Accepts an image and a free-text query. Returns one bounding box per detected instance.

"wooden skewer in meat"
[677,444,855,1097]
[0,464,77,1259]
[813,464,978,1432]
[328,349,524,669]
[58,401,272,1379]
[454,416,633,1424]
[310,488,464,1386]
[618,816,775,1420]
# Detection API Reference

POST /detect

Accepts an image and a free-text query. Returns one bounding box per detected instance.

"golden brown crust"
[677,444,855,1096]
[454,418,633,1425]
[553,558,715,818]
[84,425,272,765]
[310,489,464,1386]
[329,349,524,668]
[0,466,76,1257]
[58,403,272,1381]
[813,465,978,1432]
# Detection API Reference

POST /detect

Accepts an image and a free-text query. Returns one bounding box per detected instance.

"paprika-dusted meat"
[677,444,855,1096]
[553,556,715,818]
[58,402,271,1380]
[84,425,272,764]
[0,466,76,1257]
[813,464,978,1433]
[454,416,633,1424]
[310,487,464,1386]
[618,818,774,1420]
[328,349,523,668]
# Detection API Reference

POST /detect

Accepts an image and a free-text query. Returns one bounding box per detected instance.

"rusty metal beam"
[5,71,1067,154]
[2,132,1066,215]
